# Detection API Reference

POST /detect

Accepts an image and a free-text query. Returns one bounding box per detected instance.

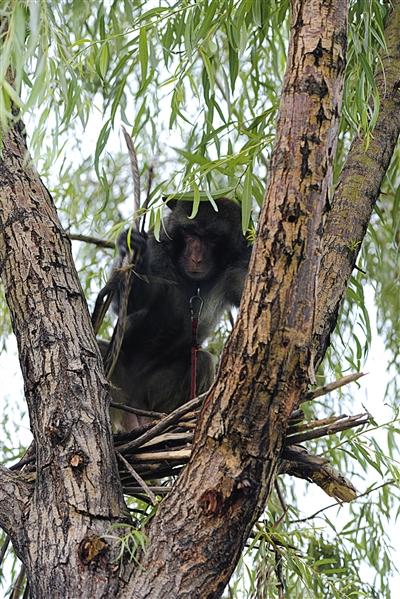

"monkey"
[100,198,251,432]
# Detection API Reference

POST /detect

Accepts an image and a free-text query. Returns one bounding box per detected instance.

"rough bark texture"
[313,0,400,365]
[0,466,30,548]
[0,123,126,597]
[127,1,348,597]
[1,0,399,597]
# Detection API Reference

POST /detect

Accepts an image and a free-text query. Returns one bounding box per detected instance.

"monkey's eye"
[182,226,198,237]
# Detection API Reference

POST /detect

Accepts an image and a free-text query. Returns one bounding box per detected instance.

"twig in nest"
[304,372,366,401]
[114,420,160,446]
[122,486,172,496]
[110,401,165,419]
[116,394,206,453]
[116,451,157,505]
[285,413,369,446]
[287,413,348,435]
[128,448,191,462]
[68,233,115,249]
[139,431,194,449]
[132,464,185,480]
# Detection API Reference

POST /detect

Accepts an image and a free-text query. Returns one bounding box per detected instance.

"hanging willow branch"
[92,128,144,377]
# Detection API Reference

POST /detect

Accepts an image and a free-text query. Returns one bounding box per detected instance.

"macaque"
[101,198,251,431]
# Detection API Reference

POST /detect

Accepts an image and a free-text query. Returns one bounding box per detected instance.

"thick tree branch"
[0,123,126,596]
[280,446,357,502]
[127,1,348,596]
[314,0,400,365]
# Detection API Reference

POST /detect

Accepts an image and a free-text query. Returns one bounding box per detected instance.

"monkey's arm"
[223,245,252,306]
[111,229,153,315]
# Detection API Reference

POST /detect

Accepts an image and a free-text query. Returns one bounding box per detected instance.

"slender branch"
[141,165,154,233]
[139,432,194,448]
[130,449,191,462]
[22,582,30,599]
[116,452,157,505]
[10,565,26,599]
[110,401,165,419]
[68,233,115,249]
[305,372,366,401]
[117,394,205,452]
[285,413,369,445]
[314,0,400,367]
[287,413,348,435]
[288,480,396,524]
[122,486,172,496]
[122,126,141,221]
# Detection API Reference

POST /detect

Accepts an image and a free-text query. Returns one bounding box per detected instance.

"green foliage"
[343,0,389,138]
[105,523,148,567]
[0,0,399,597]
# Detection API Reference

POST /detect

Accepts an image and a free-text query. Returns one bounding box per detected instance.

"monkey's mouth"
[186,268,212,279]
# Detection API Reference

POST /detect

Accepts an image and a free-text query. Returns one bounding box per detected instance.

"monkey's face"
[180,234,216,281]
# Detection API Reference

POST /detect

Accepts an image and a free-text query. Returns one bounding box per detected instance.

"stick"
[122,485,172,496]
[110,401,165,419]
[287,413,348,435]
[140,431,194,449]
[128,449,191,462]
[117,394,205,452]
[304,372,366,401]
[122,126,141,222]
[116,451,157,505]
[10,565,25,599]
[285,413,369,445]
[141,165,154,233]
[68,233,114,249]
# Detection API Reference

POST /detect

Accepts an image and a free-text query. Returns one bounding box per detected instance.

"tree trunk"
[1,0,400,597]
[0,122,126,597]
[127,1,347,596]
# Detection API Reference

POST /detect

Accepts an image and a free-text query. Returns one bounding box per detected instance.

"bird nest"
[111,372,370,506]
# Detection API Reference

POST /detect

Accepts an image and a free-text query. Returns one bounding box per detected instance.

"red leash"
[190,289,203,400]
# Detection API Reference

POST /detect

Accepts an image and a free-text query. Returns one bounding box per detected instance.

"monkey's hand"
[117,229,148,265]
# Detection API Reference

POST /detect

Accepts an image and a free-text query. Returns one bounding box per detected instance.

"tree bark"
[0,466,30,554]
[1,0,400,598]
[0,123,126,597]
[127,1,348,596]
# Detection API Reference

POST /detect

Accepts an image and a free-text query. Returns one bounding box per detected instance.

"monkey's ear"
[162,196,178,211]
[166,199,178,211]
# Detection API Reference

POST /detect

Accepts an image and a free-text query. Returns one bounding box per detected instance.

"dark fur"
[102,198,251,431]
